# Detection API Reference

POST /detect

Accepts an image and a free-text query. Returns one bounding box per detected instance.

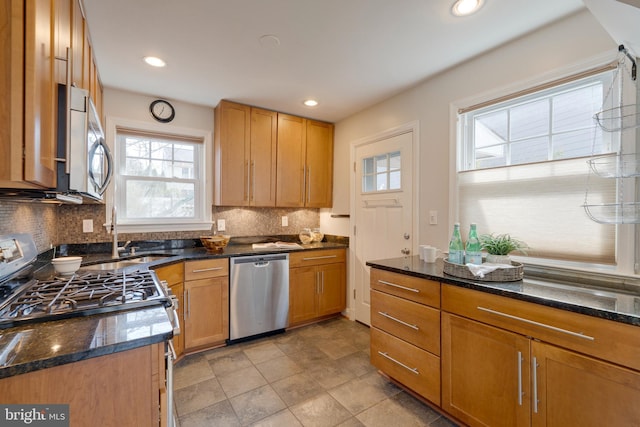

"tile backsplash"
[0,201,320,252]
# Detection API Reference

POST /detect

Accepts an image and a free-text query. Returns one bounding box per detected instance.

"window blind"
[458,158,616,264]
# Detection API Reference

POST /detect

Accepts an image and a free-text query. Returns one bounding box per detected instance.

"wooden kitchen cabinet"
[289,249,346,326]
[154,263,185,360]
[276,114,334,208]
[370,268,441,405]
[0,0,57,189]
[0,343,166,426]
[183,259,229,350]
[442,312,530,427]
[214,100,277,206]
[441,284,640,427]
[531,340,640,426]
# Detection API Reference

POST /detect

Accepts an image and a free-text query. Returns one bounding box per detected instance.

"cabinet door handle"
[302,255,337,261]
[191,267,224,273]
[251,161,256,202]
[301,165,306,204]
[184,289,190,319]
[54,47,72,173]
[377,351,419,375]
[532,356,539,413]
[377,279,420,293]
[378,311,419,330]
[517,351,523,406]
[476,306,595,341]
[245,160,250,202]
[307,166,311,204]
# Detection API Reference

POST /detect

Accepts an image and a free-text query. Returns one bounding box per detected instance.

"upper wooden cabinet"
[0,0,102,190]
[276,114,334,208]
[1,0,57,189]
[215,100,333,208]
[214,100,277,206]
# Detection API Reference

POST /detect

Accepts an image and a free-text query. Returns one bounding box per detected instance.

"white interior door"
[353,130,414,325]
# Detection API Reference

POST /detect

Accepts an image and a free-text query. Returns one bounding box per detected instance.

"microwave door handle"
[88,138,113,195]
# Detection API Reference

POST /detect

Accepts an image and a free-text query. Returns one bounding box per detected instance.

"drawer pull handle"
[477,306,595,341]
[378,280,420,293]
[378,311,419,331]
[302,255,338,261]
[192,267,224,273]
[377,351,419,375]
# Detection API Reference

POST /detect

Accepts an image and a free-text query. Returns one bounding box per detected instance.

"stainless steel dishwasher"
[229,253,289,342]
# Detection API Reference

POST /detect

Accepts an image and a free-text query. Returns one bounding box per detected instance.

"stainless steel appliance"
[0,86,112,203]
[229,253,289,342]
[0,233,178,426]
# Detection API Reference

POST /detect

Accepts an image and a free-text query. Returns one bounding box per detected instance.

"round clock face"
[150,99,175,123]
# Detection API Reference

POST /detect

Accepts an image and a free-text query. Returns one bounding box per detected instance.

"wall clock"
[150,99,175,123]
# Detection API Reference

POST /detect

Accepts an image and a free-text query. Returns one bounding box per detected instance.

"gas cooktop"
[0,234,171,329]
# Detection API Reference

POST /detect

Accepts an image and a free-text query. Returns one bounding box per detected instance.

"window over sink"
[105,117,212,233]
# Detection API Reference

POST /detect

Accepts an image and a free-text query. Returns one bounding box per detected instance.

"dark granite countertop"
[367,256,640,327]
[0,306,172,379]
[0,237,348,379]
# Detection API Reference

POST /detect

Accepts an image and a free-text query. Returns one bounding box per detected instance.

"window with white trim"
[456,65,637,271]
[115,129,207,228]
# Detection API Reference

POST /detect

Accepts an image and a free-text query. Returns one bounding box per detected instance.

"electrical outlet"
[429,210,438,225]
[282,216,288,227]
[217,219,226,232]
[82,219,93,233]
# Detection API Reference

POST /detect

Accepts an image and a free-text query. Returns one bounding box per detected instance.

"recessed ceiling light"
[303,99,318,107]
[451,0,484,16]
[143,56,166,67]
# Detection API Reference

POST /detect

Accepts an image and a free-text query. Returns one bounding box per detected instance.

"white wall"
[326,9,617,253]
[103,87,214,132]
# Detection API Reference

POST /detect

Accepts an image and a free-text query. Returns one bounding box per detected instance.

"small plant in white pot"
[479,233,528,264]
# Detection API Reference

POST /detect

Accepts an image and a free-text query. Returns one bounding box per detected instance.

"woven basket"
[443,258,523,282]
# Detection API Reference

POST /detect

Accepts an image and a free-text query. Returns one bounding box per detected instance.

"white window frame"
[449,54,638,277]
[104,117,212,233]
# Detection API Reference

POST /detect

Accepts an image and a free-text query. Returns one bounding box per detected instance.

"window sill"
[104,221,213,234]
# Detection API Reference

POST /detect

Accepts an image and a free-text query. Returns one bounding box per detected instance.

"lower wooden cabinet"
[0,344,165,426]
[289,249,346,326]
[531,340,640,427]
[442,312,531,427]
[154,263,185,359]
[184,259,229,350]
[371,327,440,405]
[442,302,640,427]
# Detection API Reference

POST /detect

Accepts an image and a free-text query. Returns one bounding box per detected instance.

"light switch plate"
[282,216,288,227]
[217,219,226,232]
[429,210,438,225]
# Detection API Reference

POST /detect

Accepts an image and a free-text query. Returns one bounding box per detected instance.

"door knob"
[404,233,410,240]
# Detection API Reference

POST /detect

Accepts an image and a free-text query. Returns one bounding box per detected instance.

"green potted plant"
[479,233,528,264]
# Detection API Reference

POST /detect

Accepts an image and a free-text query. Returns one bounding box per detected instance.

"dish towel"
[466,262,514,278]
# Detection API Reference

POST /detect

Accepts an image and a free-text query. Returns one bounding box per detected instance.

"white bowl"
[51,256,82,275]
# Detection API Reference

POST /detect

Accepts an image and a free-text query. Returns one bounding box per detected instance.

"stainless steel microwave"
[58,85,113,202]
[0,85,113,203]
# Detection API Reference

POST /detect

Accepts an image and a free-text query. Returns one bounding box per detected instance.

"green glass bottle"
[448,223,464,264]
[466,223,482,265]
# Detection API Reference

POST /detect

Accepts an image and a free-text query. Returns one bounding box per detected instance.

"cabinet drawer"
[289,249,345,267]
[371,268,440,308]
[371,290,440,355]
[185,258,228,280]
[442,284,640,371]
[154,263,184,286]
[371,327,440,405]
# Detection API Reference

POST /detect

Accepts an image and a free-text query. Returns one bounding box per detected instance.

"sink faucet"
[111,206,131,258]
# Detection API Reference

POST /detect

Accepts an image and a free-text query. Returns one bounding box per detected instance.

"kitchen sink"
[81,254,172,271]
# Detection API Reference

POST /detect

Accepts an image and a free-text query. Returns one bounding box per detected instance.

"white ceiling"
[82,0,586,122]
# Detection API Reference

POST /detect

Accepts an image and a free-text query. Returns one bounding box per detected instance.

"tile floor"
[173,317,459,427]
